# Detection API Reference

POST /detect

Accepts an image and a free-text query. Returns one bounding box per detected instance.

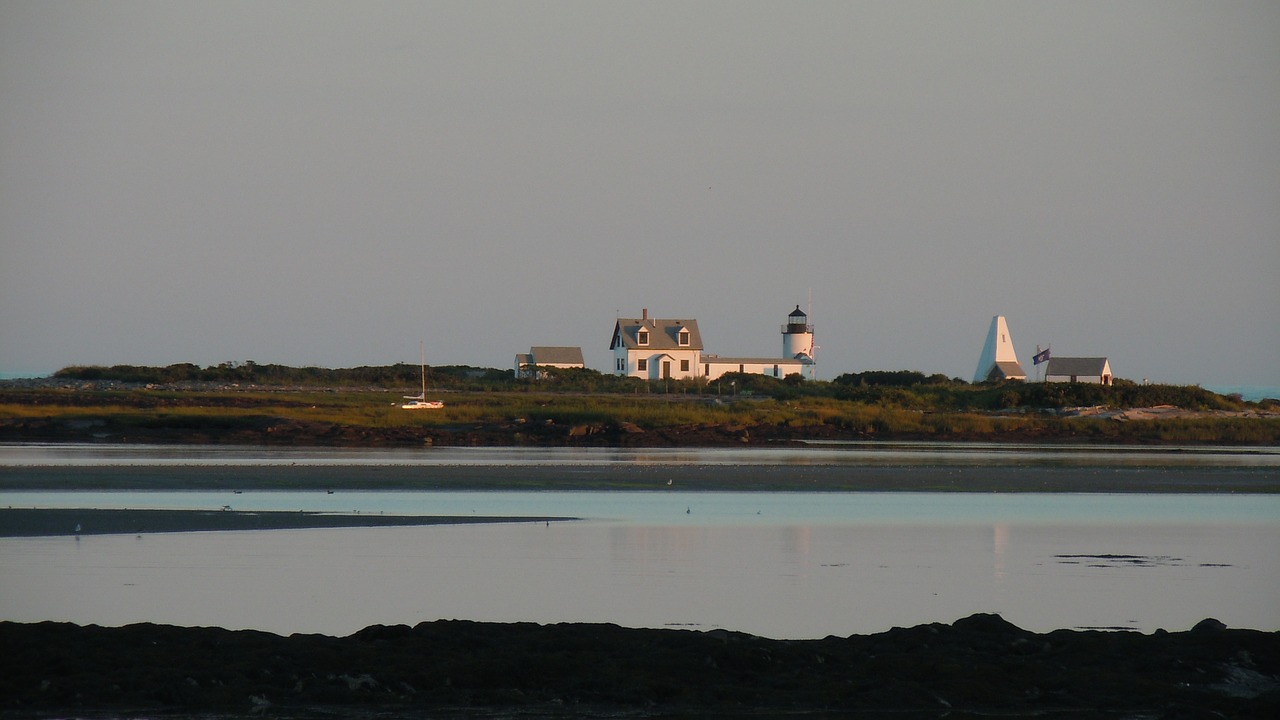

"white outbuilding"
[1044,357,1114,385]
[515,346,585,379]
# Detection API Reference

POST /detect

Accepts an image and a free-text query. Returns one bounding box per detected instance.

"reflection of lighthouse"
[781,305,815,378]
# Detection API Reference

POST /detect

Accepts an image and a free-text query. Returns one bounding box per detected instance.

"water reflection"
[1,516,1275,638]
[993,523,1010,582]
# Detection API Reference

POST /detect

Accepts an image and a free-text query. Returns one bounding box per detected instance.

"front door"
[662,360,671,379]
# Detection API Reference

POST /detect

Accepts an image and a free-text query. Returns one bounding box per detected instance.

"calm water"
[1,444,1277,639]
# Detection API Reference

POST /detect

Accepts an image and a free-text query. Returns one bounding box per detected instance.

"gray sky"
[2,1,1277,385]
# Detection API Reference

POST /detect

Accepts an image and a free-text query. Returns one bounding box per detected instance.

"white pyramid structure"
[973,315,1027,382]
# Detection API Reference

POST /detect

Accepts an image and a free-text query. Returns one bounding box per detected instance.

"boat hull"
[401,401,444,410]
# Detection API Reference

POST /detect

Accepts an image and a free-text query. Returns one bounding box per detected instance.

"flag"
[1032,346,1051,365]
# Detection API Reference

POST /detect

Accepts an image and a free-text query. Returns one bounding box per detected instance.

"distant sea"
[1205,385,1280,402]
[0,372,49,380]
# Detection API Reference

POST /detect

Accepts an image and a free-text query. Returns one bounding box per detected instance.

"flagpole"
[1033,345,1050,383]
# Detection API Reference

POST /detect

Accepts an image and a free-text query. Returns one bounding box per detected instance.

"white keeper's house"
[610,306,816,381]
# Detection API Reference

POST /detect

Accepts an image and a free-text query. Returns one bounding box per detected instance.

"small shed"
[1044,357,1113,385]
[516,346,585,378]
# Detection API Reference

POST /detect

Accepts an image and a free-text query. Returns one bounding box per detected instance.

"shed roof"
[529,346,585,365]
[1045,357,1110,377]
[987,361,1027,381]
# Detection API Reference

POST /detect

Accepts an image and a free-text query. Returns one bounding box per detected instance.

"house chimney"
[642,308,648,320]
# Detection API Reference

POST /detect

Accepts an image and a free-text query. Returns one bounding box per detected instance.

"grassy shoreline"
[3,384,1279,447]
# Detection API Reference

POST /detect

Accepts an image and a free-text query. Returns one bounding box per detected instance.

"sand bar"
[0,507,571,537]
[4,463,1275,538]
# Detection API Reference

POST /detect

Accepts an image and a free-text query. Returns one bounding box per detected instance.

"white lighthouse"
[782,305,814,361]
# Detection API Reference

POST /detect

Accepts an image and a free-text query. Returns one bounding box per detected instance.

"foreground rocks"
[2,614,1276,718]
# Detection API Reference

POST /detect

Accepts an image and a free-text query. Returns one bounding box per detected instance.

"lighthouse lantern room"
[781,305,814,360]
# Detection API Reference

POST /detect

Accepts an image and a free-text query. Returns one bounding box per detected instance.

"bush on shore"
[51,363,1256,410]
[23,363,1274,446]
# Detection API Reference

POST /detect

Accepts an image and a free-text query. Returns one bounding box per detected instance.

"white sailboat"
[402,342,444,410]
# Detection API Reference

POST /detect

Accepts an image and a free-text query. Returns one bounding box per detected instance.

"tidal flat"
[3,444,1276,718]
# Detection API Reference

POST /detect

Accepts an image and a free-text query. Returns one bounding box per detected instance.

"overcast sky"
[2,1,1277,385]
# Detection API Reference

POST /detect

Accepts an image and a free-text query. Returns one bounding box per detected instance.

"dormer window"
[637,329,649,346]
[678,330,690,346]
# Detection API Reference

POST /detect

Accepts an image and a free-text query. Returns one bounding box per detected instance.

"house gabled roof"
[611,317,703,351]
[1045,357,1110,377]
[529,346,584,365]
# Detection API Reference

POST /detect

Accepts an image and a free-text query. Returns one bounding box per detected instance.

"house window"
[638,359,647,371]
[773,365,779,377]
[739,364,744,373]
[680,359,689,372]
[678,330,690,346]
[637,330,649,345]
[704,364,710,376]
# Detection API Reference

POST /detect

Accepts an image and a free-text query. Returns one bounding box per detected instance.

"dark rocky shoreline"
[3,614,1277,719]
